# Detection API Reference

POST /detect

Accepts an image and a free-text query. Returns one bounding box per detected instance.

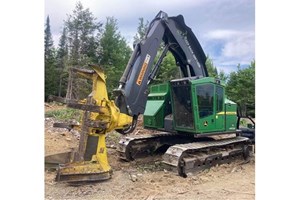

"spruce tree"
[65,1,101,66]
[99,17,132,96]
[44,15,58,101]
[56,27,68,97]
[64,2,102,99]
[133,18,149,44]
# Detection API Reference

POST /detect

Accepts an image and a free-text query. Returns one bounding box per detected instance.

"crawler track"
[117,132,196,160]
[162,136,251,177]
[117,133,251,177]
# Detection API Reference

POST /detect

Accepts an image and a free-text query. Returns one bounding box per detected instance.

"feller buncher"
[45,11,255,183]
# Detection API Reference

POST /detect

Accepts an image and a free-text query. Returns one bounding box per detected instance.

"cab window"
[196,84,214,118]
[216,86,224,113]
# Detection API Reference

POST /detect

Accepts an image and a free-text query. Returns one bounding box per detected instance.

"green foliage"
[45,16,59,101]
[99,17,132,96]
[204,56,255,117]
[205,55,228,82]
[56,27,69,97]
[45,108,81,121]
[226,61,255,117]
[218,70,228,82]
[65,1,101,66]
[206,56,218,78]
[44,16,55,60]
[62,2,102,99]
[45,63,58,100]
[152,52,180,84]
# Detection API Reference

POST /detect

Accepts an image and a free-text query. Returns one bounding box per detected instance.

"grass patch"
[45,108,81,121]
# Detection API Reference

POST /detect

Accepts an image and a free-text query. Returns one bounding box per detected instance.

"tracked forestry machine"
[45,11,254,183]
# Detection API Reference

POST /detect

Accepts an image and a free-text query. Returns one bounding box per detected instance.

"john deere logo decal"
[204,121,208,126]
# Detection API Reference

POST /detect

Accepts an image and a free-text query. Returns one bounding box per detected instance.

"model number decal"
[136,54,151,85]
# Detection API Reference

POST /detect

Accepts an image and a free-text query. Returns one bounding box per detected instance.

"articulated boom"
[114,11,209,134]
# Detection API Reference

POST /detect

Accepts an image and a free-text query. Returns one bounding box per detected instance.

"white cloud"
[45,0,213,22]
[205,30,240,40]
[222,32,254,58]
[217,65,237,74]
[205,29,255,68]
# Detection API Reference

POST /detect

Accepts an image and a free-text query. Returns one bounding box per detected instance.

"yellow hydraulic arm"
[46,64,133,183]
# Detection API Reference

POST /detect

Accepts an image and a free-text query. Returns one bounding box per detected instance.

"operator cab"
[170,76,237,135]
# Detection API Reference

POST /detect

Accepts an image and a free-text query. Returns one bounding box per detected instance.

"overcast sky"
[45,0,255,73]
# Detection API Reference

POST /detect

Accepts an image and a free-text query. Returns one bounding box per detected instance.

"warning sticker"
[136,54,151,85]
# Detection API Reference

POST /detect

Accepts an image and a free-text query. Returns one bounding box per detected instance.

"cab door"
[195,84,216,133]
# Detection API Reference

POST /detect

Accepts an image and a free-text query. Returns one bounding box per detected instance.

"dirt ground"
[44,105,255,200]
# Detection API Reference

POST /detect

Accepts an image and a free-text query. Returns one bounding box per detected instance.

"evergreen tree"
[56,27,68,97]
[152,52,180,84]
[205,56,218,78]
[99,17,132,96]
[205,55,227,82]
[133,18,149,44]
[226,61,255,117]
[64,1,102,99]
[65,1,101,65]
[218,70,228,82]
[45,16,55,61]
[44,15,58,101]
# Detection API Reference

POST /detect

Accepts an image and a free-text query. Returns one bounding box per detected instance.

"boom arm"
[115,11,208,125]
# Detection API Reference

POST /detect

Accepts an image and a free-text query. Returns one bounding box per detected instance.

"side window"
[216,86,224,113]
[196,84,214,118]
